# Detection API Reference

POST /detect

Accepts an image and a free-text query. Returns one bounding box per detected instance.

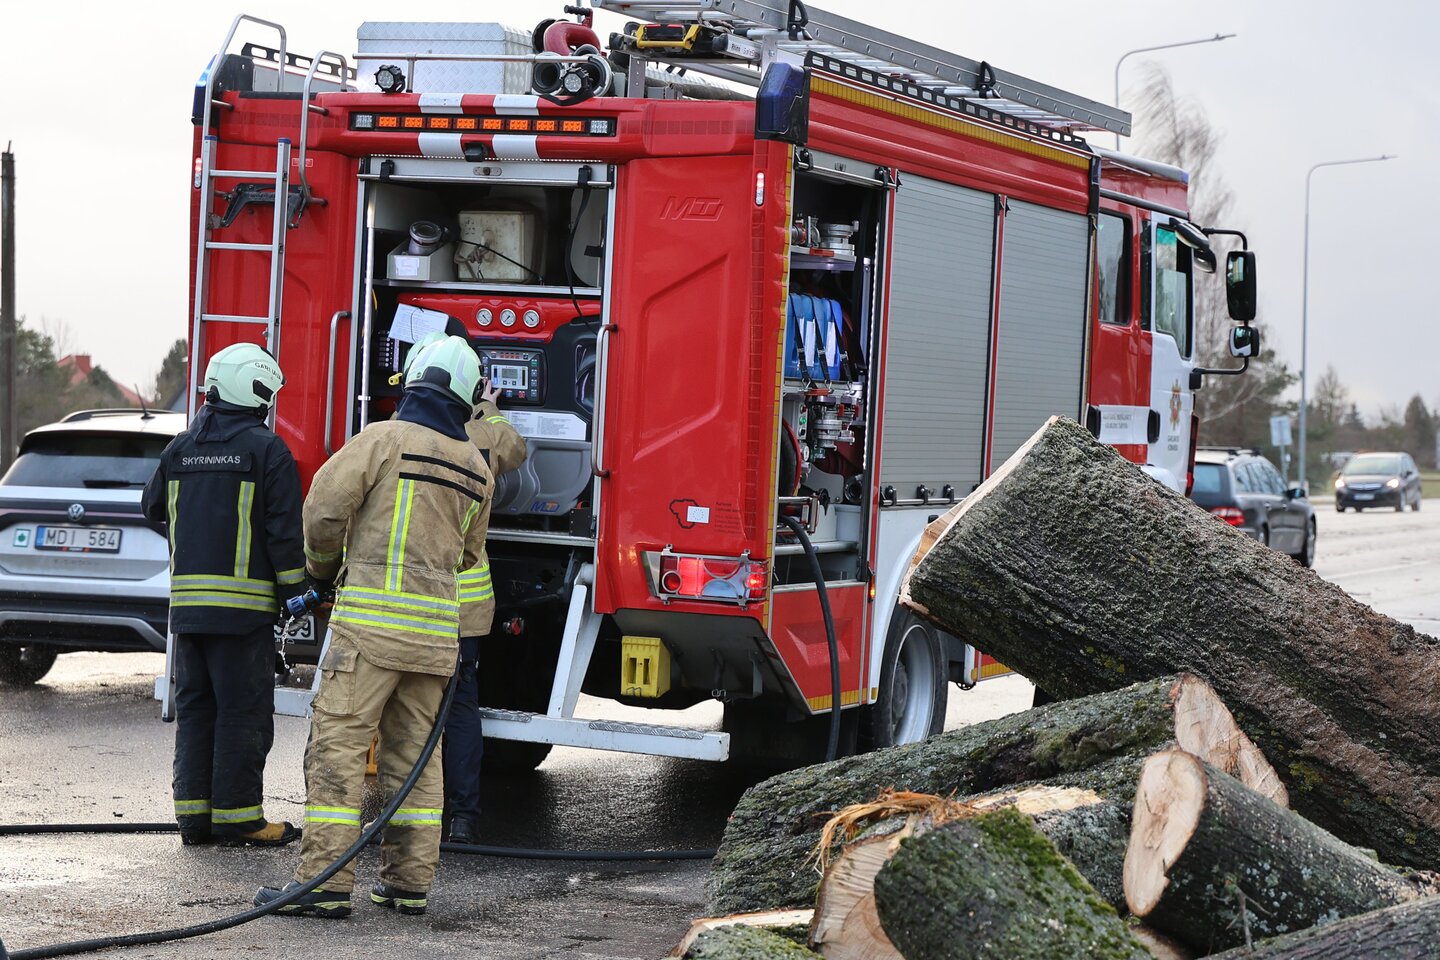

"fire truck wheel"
[0,642,58,686]
[868,610,946,748]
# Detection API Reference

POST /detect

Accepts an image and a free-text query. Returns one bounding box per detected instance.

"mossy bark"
[872,807,1149,960]
[1126,753,1435,954]
[1033,797,1132,910]
[902,415,1440,868]
[710,675,1195,913]
[680,924,823,959]
[1205,897,1440,960]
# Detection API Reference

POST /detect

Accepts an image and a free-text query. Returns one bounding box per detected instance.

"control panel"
[479,347,545,404]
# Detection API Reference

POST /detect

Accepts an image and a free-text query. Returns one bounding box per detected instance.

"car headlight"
[1386,477,1401,489]
[1335,477,1346,489]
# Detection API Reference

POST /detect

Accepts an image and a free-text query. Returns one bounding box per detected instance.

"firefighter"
[141,342,304,847]
[255,335,492,919]
[446,379,528,845]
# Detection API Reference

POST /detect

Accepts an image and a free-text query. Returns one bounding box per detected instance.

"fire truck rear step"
[478,708,730,761]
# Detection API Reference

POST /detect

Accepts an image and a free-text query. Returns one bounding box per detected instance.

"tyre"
[0,642,59,686]
[1415,496,1422,512]
[867,609,946,749]
[1335,504,1346,513]
[1292,519,1316,568]
[1259,525,1270,548]
[724,698,858,769]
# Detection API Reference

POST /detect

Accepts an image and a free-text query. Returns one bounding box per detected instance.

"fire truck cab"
[176,1,1258,767]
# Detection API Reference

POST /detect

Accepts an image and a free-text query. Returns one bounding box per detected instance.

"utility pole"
[1,145,16,473]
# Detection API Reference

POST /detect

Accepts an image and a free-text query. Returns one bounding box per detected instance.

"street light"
[1298,154,1397,490]
[1113,33,1235,149]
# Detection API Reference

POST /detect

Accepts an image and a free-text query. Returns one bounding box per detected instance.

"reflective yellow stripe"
[234,481,255,579]
[389,808,443,826]
[174,799,211,815]
[171,592,277,612]
[166,480,180,553]
[342,586,459,614]
[276,567,306,586]
[171,574,275,596]
[332,603,457,629]
[331,610,458,639]
[387,478,415,591]
[306,544,342,564]
[461,500,480,537]
[212,804,263,824]
[484,415,508,424]
[306,805,361,826]
[458,591,495,604]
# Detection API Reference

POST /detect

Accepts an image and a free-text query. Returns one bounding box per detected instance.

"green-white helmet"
[405,335,482,405]
[387,331,447,386]
[204,342,285,411]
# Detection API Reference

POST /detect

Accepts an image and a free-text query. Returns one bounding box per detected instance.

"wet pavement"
[1,500,1434,957]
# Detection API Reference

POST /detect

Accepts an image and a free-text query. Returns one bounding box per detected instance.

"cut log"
[872,807,1149,960]
[681,924,823,959]
[1127,925,1193,960]
[1205,896,1440,959]
[902,415,1440,868]
[1124,751,1438,954]
[672,910,816,956]
[709,673,1280,914]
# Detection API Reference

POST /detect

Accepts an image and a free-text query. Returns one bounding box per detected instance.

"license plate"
[276,615,315,643]
[1353,494,1374,501]
[35,525,122,553]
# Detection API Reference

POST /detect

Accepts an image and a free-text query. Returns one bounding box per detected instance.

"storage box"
[454,210,540,283]
[387,242,456,282]
[357,22,531,95]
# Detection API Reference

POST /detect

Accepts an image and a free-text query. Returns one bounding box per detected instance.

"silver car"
[0,409,184,685]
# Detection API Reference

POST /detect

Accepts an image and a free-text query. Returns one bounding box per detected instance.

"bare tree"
[1131,65,1290,436]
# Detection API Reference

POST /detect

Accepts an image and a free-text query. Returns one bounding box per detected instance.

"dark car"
[1190,447,1316,567]
[1334,452,1423,513]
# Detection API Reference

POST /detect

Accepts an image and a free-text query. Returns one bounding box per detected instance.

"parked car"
[1190,447,1316,567]
[0,408,184,685]
[1334,452,1424,513]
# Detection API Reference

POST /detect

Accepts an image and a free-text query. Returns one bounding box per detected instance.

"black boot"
[254,881,351,919]
[447,816,478,845]
[371,882,428,916]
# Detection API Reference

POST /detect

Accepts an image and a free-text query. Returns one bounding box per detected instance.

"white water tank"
[357,22,531,95]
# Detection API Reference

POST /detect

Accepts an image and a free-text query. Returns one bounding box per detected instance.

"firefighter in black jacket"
[142,343,305,847]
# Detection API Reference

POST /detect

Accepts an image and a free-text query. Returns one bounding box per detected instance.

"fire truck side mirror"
[755,62,810,145]
[1229,325,1260,360]
[1225,250,1257,323]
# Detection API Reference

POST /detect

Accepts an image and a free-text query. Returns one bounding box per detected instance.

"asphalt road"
[1,500,1435,958]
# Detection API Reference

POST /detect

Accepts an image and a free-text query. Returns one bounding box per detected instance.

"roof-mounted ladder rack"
[594,0,1129,136]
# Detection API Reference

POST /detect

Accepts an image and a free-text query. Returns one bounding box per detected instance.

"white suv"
[0,409,185,685]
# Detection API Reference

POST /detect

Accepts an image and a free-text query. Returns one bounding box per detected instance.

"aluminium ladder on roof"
[593,0,1130,136]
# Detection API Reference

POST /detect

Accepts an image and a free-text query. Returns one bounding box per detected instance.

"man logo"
[660,196,723,222]
[68,503,86,522]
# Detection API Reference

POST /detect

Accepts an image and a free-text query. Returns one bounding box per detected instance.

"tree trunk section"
[672,911,815,956]
[708,673,1280,914]
[872,807,1149,960]
[1124,751,1437,954]
[680,923,822,959]
[1205,897,1440,960]
[902,415,1440,868]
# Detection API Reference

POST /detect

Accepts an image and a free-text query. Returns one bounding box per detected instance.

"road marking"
[1321,559,1438,582]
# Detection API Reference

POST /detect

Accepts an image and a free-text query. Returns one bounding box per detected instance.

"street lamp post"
[1299,154,1396,490]
[1113,33,1235,149]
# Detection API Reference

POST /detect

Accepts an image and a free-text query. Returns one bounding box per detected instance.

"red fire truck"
[177,1,1258,767]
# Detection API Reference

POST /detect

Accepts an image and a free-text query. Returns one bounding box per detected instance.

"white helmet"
[204,343,284,411]
[405,335,482,406]
[387,331,448,386]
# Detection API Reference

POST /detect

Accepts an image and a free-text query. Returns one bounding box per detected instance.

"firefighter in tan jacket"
[445,395,527,844]
[255,336,492,920]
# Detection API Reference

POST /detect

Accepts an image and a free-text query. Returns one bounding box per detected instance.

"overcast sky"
[2,1,1434,418]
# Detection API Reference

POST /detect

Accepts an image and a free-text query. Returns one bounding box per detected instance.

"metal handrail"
[201,15,287,138]
[590,323,617,478]
[298,49,353,202]
[323,310,350,455]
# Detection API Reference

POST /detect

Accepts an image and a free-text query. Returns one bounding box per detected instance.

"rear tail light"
[645,550,769,606]
[1210,506,1246,526]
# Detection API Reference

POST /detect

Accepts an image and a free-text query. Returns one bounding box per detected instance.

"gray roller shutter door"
[880,175,995,496]
[989,200,1090,468]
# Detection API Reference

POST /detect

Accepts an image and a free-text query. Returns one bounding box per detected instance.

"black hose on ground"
[5,667,463,960]
[778,514,842,763]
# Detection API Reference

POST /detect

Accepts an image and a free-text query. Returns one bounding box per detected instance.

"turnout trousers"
[295,633,448,894]
[172,626,276,837]
[442,636,484,825]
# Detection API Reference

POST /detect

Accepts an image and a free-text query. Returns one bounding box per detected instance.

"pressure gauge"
[500,308,517,327]
[522,309,540,328]
[476,308,493,327]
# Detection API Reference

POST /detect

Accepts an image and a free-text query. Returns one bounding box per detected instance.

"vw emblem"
[68,503,85,522]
